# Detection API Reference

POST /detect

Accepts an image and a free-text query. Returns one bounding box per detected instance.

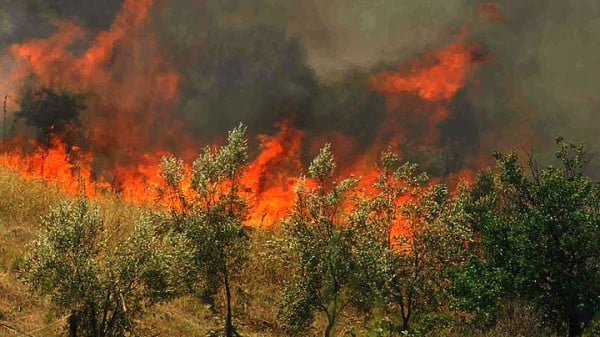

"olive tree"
[351,151,473,334]
[158,124,250,337]
[454,138,600,337]
[279,144,359,337]
[23,200,172,337]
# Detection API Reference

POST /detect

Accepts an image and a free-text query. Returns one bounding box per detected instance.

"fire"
[0,137,103,198]
[110,154,168,206]
[0,1,489,231]
[244,121,305,227]
[79,0,154,75]
[366,38,488,151]
[370,44,482,102]
[10,22,84,81]
[4,0,187,171]
[0,122,307,226]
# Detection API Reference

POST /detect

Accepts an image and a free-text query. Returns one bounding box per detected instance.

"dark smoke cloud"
[0,0,123,48]
[152,0,599,172]
[2,0,598,174]
[150,1,319,140]
[150,0,469,75]
[151,0,470,158]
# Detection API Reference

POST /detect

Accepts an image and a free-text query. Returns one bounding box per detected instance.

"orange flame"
[0,137,105,198]
[5,0,188,168]
[244,121,305,227]
[371,43,483,102]
[0,1,489,233]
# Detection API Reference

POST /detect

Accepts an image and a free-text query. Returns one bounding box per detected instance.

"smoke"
[150,0,477,169]
[462,1,600,160]
[255,0,469,77]
[1,0,598,176]
[151,0,600,172]
[0,0,122,47]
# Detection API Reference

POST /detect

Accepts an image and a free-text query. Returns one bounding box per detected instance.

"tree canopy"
[453,138,600,337]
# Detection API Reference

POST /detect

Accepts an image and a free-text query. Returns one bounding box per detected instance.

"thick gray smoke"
[463,1,600,163]
[0,0,122,47]
[1,0,598,174]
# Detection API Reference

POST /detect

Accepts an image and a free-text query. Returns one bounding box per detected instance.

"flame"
[0,1,490,233]
[244,121,305,227]
[4,0,188,169]
[370,44,481,102]
[0,137,104,198]
[366,37,488,152]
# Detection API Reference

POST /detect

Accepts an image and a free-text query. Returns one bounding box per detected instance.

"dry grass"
[0,168,65,269]
[0,167,68,335]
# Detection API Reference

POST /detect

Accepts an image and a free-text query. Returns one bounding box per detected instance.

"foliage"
[279,144,359,337]
[453,138,600,337]
[16,85,85,148]
[158,124,250,337]
[350,150,473,335]
[22,199,172,337]
[3,128,598,337]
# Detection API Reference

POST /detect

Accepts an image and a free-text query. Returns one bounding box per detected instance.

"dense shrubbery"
[453,138,600,337]
[11,127,600,337]
[22,200,174,337]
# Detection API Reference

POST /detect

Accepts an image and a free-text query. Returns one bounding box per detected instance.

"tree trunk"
[568,317,583,337]
[324,318,335,337]
[88,303,98,337]
[324,300,338,337]
[399,297,411,333]
[401,316,410,333]
[566,294,588,337]
[69,311,78,337]
[224,267,236,337]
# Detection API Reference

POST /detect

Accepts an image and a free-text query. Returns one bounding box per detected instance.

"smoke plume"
[0,0,598,209]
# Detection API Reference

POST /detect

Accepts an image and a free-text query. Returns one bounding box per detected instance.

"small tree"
[16,86,85,148]
[23,200,172,337]
[279,144,359,337]
[159,124,250,337]
[351,150,472,334]
[454,138,600,337]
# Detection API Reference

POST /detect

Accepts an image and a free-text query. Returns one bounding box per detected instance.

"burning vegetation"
[0,0,492,226]
[0,1,598,337]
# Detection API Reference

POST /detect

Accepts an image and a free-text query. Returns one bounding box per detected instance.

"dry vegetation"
[0,164,596,337]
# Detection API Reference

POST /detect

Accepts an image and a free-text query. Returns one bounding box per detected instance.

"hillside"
[0,145,597,337]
